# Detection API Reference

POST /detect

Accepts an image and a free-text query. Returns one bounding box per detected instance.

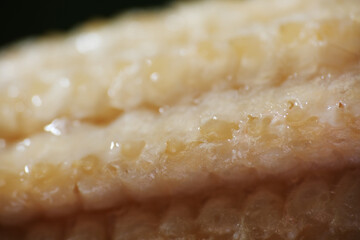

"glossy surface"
[0,0,359,238]
[1,169,360,239]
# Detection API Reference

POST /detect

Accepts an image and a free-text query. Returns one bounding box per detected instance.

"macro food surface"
[0,0,360,239]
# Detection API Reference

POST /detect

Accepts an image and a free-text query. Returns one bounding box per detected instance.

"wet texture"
[0,0,360,238]
[1,168,360,239]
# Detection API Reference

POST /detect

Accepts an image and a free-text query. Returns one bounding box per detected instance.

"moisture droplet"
[44,119,68,136]
[110,141,120,150]
[16,138,31,152]
[200,118,239,142]
[31,95,42,107]
[150,72,159,82]
[122,141,145,159]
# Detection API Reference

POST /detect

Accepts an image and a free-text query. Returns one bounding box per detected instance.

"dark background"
[0,0,174,48]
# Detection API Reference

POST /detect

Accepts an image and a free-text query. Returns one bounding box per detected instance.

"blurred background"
[0,0,174,48]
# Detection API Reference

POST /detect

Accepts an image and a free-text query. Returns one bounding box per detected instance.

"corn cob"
[0,0,359,238]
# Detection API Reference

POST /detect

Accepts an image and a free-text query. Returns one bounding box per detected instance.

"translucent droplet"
[200,119,239,142]
[110,141,120,150]
[121,141,145,160]
[24,165,30,174]
[44,119,67,136]
[31,95,42,107]
[150,72,159,82]
[16,138,31,152]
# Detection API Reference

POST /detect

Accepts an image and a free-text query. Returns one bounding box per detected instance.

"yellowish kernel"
[197,41,218,60]
[200,119,239,142]
[246,115,272,137]
[165,139,186,154]
[31,163,58,181]
[121,140,145,160]
[285,103,305,125]
[78,155,101,174]
[0,0,359,231]
[106,162,119,176]
[317,19,342,40]
[279,22,304,44]
[286,102,319,128]
[29,163,78,215]
[230,35,264,60]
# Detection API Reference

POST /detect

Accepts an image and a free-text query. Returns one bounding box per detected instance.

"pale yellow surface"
[0,0,360,238]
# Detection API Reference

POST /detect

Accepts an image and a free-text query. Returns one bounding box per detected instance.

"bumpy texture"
[1,169,360,239]
[0,0,360,239]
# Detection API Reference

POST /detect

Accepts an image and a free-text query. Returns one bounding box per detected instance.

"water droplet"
[200,119,239,142]
[146,59,152,66]
[16,138,31,152]
[122,141,145,159]
[150,72,159,82]
[110,141,120,150]
[44,119,68,136]
[24,165,30,174]
[31,95,42,107]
